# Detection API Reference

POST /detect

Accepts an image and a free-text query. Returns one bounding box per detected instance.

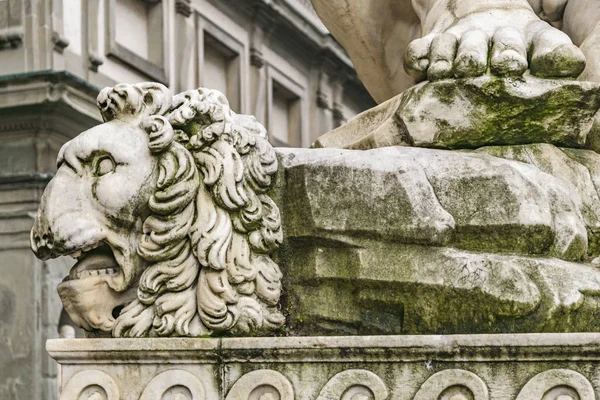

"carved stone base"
[48,333,600,399]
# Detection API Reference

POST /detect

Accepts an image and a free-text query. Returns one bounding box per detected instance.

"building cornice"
[213,0,356,72]
[0,71,102,123]
[0,71,101,93]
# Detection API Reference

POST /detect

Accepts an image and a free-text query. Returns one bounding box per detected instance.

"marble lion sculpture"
[30,83,284,337]
[311,0,600,103]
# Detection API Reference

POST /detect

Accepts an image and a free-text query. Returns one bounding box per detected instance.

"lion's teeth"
[70,251,82,259]
[65,265,119,282]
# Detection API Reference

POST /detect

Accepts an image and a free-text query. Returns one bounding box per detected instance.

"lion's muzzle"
[31,168,104,260]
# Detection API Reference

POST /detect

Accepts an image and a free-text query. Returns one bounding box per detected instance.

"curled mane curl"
[103,83,283,337]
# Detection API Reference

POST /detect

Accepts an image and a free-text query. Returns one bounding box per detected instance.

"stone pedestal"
[48,333,600,399]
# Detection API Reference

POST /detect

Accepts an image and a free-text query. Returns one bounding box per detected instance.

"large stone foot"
[405,1,586,81]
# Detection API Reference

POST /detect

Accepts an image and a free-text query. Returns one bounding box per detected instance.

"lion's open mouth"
[63,242,120,282]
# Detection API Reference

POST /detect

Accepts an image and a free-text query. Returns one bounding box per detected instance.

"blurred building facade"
[0,0,374,398]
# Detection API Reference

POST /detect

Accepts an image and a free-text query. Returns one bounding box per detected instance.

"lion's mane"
[97,83,284,337]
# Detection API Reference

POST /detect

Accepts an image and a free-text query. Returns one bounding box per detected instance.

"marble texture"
[48,333,600,399]
[313,76,600,150]
[310,0,599,104]
[275,145,600,335]
[30,82,284,338]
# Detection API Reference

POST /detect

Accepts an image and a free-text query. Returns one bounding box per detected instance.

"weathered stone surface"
[478,144,600,256]
[275,146,600,335]
[284,243,600,335]
[279,147,455,247]
[48,334,600,399]
[313,76,600,151]
[278,146,591,261]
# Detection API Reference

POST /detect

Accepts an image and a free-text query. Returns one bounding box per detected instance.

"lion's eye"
[94,156,116,176]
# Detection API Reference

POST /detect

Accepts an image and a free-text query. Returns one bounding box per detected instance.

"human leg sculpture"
[561,0,600,82]
[311,0,587,103]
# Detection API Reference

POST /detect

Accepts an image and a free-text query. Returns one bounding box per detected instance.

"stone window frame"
[105,0,168,84]
[197,16,246,113]
[266,65,308,148]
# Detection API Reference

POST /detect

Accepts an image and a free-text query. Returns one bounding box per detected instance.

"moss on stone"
[426,77,600,149]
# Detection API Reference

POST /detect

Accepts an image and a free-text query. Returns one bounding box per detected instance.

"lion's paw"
[404,8,586,81]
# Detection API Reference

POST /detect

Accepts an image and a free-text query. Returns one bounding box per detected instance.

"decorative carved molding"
[175,0,192,18]
[225,370,294,400]
[316,90,329,110]
[0,74,101,135]
[317,370,388,400]
[0,27,23,50]
[316,71,330,110]
[414,369,489,400]
[53,366,600,400]
[52,32,70,54]
[516,369,595,400]
[140,370,206,400]
[250,10,276,70]
[60,370,120,400]
[250,47,265,68]
[48,334,600,399]
[88,52,104,72]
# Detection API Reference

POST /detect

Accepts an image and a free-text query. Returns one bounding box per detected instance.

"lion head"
[30,82,284,337]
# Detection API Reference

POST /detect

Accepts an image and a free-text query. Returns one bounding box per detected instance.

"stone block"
[275,146,600,335]
[277,146,589,260]
[279,147,455,247]
[283,242,600,335]
[313,76,600,151]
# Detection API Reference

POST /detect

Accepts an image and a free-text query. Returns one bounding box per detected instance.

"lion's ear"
[140,116,175,153]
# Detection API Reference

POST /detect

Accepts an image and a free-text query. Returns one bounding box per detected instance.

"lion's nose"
[31,227,55,260]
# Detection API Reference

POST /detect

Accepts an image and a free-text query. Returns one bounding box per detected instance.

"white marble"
[30,83,284,338]
[48,333,600,399]
[310,0,600,103]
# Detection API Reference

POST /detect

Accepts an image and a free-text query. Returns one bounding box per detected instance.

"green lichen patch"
[313,76,600,151]
[401,76,600,150]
